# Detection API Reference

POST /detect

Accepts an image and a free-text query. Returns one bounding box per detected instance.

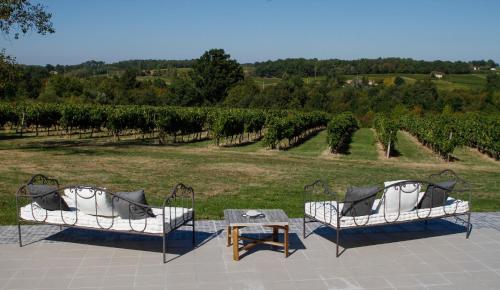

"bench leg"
[284,225,289,257]
[303,215,306,239]
[192,218,196,246]
[336,228,340,257]
[466,212,471,239]
[163,234,167,263]
[17,222,22,247]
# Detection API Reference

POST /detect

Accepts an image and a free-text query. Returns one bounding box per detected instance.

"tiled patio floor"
[1,214,500,289]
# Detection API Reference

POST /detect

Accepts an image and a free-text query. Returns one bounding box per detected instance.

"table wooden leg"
[227,226,231,246]
[272,226,278,242]
[284,225,289,257]
[232,226,239,261]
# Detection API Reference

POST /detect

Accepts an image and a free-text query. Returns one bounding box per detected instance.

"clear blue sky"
[2,0,499,65]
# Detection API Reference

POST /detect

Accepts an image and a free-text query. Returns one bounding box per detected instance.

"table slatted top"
[224,209,289,226]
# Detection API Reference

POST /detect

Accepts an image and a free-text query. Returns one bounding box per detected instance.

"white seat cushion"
[379,180,420,214]
[20,196,193,234]
[305,197,469,229]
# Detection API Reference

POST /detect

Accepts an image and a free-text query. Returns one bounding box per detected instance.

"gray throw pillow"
[113,190,156,220]
[27,184,70,211]
[341,186,379,217]
[418,181,456,209]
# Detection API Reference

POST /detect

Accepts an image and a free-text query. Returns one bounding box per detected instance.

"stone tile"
[79,257,111,267]
[74,266,108,278]
[468,270,500,281]
[99,275,136,288]
[105,265,137,277]
[261,281,299,290]
[13,268,48,279]
[256,268,290,282]
[195,271,229,284]
[36,277,72,289]
[110,256,140,266]
[384,274,421,288]
[479,258,500,270]
[293,280,329,290]
[45,266,78,278]
[3,278,41,290]
[166,272,196,286]
[412,273,451,286]
[355,276,392,289]
[69,276,104,288]
[0,219,499,290]
[324,278,362,289]
[134,274,166,287]
[426,285,457,290]
[0,259,29,270]
[0,269,17,279]
[0,279,9,289]
[136,265,166,276]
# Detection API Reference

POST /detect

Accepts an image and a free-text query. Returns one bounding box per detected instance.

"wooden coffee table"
[224,209,289,261]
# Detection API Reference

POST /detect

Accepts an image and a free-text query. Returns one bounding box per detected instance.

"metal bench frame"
[303,170,472,257]
[16,174,195,263]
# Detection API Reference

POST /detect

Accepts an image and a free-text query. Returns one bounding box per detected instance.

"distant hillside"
[29,57,499,79]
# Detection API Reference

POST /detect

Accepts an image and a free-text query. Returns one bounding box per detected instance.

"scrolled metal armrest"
[163,183,195,208]
[27,174,59,187]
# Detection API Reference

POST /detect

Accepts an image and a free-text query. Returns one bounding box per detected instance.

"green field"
[135,66,491,92]
[258,73,489,91]
[1,128,498,225]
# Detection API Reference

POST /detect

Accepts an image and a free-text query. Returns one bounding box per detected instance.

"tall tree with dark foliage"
[191,49,244,105]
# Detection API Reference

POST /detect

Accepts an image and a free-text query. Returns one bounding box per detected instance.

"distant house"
[368,80,377,86]
[473,66,479,71]
[430,71,445,79]
[491,68,497,71]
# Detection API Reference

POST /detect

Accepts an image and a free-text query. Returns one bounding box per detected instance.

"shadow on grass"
[308,218,470,256]
[390,148,402,157]
[217,137,263,148]
[332,133,355,155]
[2,136,212,151]
[280,129,325,152]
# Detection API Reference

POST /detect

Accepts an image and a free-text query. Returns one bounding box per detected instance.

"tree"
[0,0,55,39]
[167,75,200,106]
[38,75,84,102]
[394,76,405,86]
[486,72,500,91]
[1,0,54,99]
[0,49,20,99]
[223,79,260,108]
[120,68,139,90]
[191,49,244,105]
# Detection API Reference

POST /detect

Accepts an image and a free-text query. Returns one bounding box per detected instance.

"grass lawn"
[395,131,438,163]
[340,128,378,161]
[285,130,328,157]
[0,128,498,225]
